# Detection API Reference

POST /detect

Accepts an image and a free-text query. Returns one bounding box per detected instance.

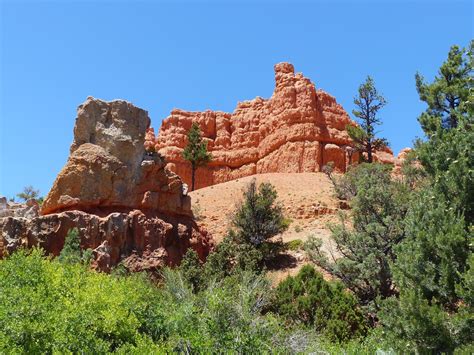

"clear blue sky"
[1,0,472,199]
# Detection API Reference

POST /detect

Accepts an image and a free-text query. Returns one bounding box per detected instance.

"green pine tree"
[416,41,473,131]
[347,76,388,163]
[305,163,410,311]
[380,42,473,353]
[232,180,288,247]
[182,122,212,191]
[58,228,82,264]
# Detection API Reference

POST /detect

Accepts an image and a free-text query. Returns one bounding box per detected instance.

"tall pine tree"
[183,122,212,191]
[347,76,388,163]
[380,41,473,353]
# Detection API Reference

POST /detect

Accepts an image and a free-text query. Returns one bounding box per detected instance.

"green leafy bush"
[0,248,164,353]
[285,239,303,251]
[203,230,264,280]
[272,265,367,342]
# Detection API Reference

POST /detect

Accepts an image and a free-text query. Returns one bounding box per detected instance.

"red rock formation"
[156,62,395,189]
[0,209,212,272]
[41,98,190,217]
[0,97,213,272]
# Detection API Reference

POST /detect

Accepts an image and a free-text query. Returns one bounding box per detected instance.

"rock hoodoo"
[0,97,213,271]
[155,62,395,190]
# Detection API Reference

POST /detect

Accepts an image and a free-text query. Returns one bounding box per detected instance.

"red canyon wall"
[156,62,394,190]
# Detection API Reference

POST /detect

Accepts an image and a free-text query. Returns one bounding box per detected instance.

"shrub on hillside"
[271,265,367,343]
[232,179,288,247]
[285,239,303,251]
[305,163,411,311]
[202,230,264,281]
[201,179,289,279]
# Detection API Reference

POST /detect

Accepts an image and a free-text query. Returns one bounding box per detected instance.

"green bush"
[203,230,264,280]
[305,163,410,310]
[272,265,367,343]
[286,239,303,251]
[232,179,287,247]
[155,268,297,353]
[178,248,204,292]
[0,248,164,353]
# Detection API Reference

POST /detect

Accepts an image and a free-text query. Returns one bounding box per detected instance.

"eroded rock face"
[0,210,212,272]
[0,198,39,219]
[42,98,190,217]
[1,97,212,271]
[155,62,395,189]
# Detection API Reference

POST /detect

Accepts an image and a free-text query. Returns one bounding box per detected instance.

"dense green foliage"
[304,42,473,353]
[1,249,378,354]
[182,122,212,191]
[203,230,265,278]
[305,163,410,310]
[0,249,163,353]
[378,42,473,353]
[232,179,288,247]
[347,76,388,163]
[272,265,367,342]
[311,41,474,352]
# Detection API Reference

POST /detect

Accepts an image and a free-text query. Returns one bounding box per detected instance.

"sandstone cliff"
[0,97,213,271]
[155,62,394,190]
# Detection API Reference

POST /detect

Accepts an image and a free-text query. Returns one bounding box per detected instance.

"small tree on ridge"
[16,185,40,202]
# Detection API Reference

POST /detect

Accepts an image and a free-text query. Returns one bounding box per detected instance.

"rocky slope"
[0,97,213,271]
[189,172,342,283]
[155,62,395,190]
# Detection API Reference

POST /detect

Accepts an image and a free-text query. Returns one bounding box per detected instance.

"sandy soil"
[189,172,347,284]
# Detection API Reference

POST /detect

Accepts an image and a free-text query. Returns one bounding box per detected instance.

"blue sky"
[1,0,472,199]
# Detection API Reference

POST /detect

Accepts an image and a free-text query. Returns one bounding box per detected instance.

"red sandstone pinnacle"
[155,62,396,190]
